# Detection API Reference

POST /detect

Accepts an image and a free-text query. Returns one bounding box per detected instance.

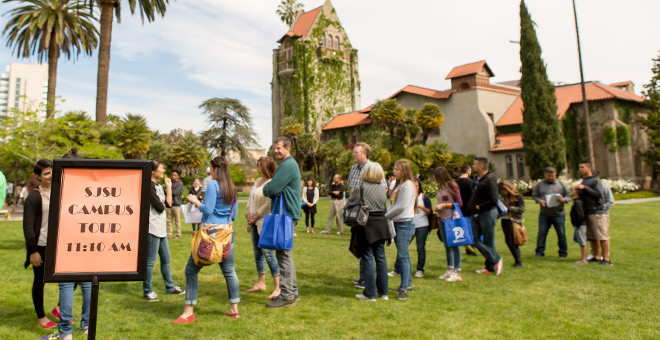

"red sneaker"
[495,258,503,276]
[172,314,195,324]
[475,269,492,274]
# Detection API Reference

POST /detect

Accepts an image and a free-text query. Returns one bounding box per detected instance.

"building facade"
[271,0,361,142]
[0,63,48,119]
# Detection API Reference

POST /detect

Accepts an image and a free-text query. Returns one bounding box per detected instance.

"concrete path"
[612,197,660,205]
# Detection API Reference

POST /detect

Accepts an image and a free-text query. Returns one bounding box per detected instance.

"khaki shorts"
[586,214,609,241]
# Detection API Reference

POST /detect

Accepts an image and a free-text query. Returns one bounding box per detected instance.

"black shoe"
[354,281,365,289]
[588,257,602,263]
[513,263,522,268]
[535,253,544,257]
[599,259,612,266]
[396,290,408,301]
[266,295,297,308]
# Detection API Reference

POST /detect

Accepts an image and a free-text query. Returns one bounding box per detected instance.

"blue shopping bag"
[443,202,474,247]
[258,195,294,250]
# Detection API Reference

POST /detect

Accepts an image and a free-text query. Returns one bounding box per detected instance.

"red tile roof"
[497,82,645,127]
[322,112,372,131]
[445,60,494,79]
[490,133,523,152]
[609,80,632,87]
[278,6,323,43]
[390,85,452,100]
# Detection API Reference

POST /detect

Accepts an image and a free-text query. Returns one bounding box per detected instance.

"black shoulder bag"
[345,185,369,227]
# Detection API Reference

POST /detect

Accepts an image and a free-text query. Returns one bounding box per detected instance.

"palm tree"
[276,0,303,27]
[116,113,151,159]
[199,98,258,159]
[168,131,208,176]
[2,0,98,118]
[415,103,444,143]
[93,0,169,126]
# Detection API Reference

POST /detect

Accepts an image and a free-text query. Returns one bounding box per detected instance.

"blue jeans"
[362,240,388,298]
[439,221,462,270]
[185,233,240,305]
[394,220,415,291]
[250,225,279,277]
[143,234,176,294]
[471,208,501,272]
[191,223,200,232]
[536,213,567,257]
[58,282,91,335]
[393,226,429,273]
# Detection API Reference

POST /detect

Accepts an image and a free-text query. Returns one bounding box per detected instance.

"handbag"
[345,185,369,227]
[443,202,474,247]
[258,195,294,250]
[512,222,527,245]
[428,213,439,230]
[191,202,235,266]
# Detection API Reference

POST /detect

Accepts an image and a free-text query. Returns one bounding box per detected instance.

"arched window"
[516,154,525,178]
[335,36,341,49]
[505,155,514,178]
[458,82,470,91]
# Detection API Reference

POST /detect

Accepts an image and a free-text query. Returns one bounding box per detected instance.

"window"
[458,82,470,90]
[335,36,341,49]
[516,154,525,178]
[505,155,514,178]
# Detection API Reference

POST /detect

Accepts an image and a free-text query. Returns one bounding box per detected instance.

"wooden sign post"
[44,160,151,340]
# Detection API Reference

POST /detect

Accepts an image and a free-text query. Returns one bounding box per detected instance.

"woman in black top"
[188,178,203,232]
[22,159,57,329]
[302,177,319,233]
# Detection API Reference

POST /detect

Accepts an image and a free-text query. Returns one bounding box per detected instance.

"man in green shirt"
[263,137,301,308]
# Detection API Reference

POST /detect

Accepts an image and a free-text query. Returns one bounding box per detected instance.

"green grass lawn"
[1,201,659,339]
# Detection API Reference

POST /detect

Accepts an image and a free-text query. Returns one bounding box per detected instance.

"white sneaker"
[355,294,376,301]
[387,270,399,277]
[143,292,158,302]
[320,231,328,234]
[414,270,424,278]
[336,232,342,235]
[380,295,389,301]
[438,270,453,280]
[446,272,462,282]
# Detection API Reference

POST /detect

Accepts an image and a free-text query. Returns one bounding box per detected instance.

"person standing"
[322,174,344,235]
[6,180,13,208]
[433,167,464,282]
[498,181,525,267]
[246,157,280,298]
[262,137,301,308]
[143,159,184,302]
[412,177,432,278]
[347,143,373,289]
[188,178,203,232]
[455,164,478,256]
[531,167,571,258]
[174,156,240,323]
[0,162,6,209]
[575,161,610,265]
[467,157,503,276]
[386,160,416,300]
[22,160,57,329]
[302,177,319,234]
[350,162,391,301]
[201,167,212,195]
[167,170,183,240]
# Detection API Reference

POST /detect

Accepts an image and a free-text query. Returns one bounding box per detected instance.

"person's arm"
[385,182,413,219]
[532,182,543,203]
[476,177,498,211]
[263,161,296,198]
[22,192,39,255]
[508,195,525,214]
[452,183,463,207]
[346,186,361,207]
[150,183,165,213]
[313,188,319,205]
[604,186,615,209]
[420,195,432,215]
[561,183,572,203]
[581,181,602,199]
[231,200,238,222]
[198,182,218,216]
[164,178,172,208]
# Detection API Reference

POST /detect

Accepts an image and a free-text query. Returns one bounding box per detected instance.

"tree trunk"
[95,1,116,126]
[220,117,227,156]
[46,32,58,119]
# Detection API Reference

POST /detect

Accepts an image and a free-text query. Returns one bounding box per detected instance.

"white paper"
[182,203,203,224]
[546,193,562,208]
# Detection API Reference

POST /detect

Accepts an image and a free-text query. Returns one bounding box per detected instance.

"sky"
[1,0,659,149]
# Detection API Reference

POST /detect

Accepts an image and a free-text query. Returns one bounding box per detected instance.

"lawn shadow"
[0,239,26,249]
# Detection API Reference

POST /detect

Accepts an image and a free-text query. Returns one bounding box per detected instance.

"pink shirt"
[435,183,462,220]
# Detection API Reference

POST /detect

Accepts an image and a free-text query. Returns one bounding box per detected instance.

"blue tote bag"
[443,202,474,247]
[258,195,294,250]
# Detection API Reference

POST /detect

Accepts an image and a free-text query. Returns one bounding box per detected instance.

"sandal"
[172,314,195,324]
[224,311,240,319]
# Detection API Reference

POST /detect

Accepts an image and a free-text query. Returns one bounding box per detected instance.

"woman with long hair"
[174,156,240,323]
[302,176,319,233]
[412,177,433,278]
[433,167,464,282]
[23,159,56,329]
[385,160,417,301]
[143,159,185,302]
[246,157,280,298]
[498,180,525,267]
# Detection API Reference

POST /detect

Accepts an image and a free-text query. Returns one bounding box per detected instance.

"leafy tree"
[276,0,303,27]
[317,139,345,182]
[2,0,98,118]
[116,113,151,159]
[427,141,452,169]
[405,144,432,177]
[92,0,169,125]
[146,134,170,162]
[167,131,208,176]
[519,0,565,179]
[416,103,444,143]
[280,115,303,156]
[639,53,660,188]
[395,108,421,146]
[297,132,319,174]
[229,163,246,185]
[199,98,258,159]
[371,99,404,138]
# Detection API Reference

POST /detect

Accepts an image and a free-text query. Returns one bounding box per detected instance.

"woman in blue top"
[173,156,240,323]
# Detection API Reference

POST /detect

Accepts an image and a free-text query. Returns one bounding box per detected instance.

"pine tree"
[639,53,660,188]
[519,0,565,179]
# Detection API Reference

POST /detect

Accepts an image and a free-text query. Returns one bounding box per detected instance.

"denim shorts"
[573,224,587,246]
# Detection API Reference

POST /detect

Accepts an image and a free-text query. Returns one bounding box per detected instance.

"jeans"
[414,227,429,272]
[143,234,176,294]
[58,282,91,334]
[191,223,200,232]
[394,220,415,291]
[439,221,462,270]
[275,220,297,300]
[536,213,567,257]
[362,240,388,298]
[501,219,522,265]
[185,233,240,305]
[471,208,501,272]
[250,225,279,277]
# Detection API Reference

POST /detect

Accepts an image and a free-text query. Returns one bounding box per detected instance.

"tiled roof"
[496,82,645,127]
[322,112,372,131]
[390,85,452,100]
[278,6,323,43]
[445,60,494,79]
[609,80,632,87]
[490,133,523,152]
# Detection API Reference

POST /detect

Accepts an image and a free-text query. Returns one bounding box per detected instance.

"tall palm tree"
[93,0,169,126]
[2,0,98,118]
[276,0,303,27]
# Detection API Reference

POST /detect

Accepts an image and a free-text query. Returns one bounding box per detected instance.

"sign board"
[44,159,151,282]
